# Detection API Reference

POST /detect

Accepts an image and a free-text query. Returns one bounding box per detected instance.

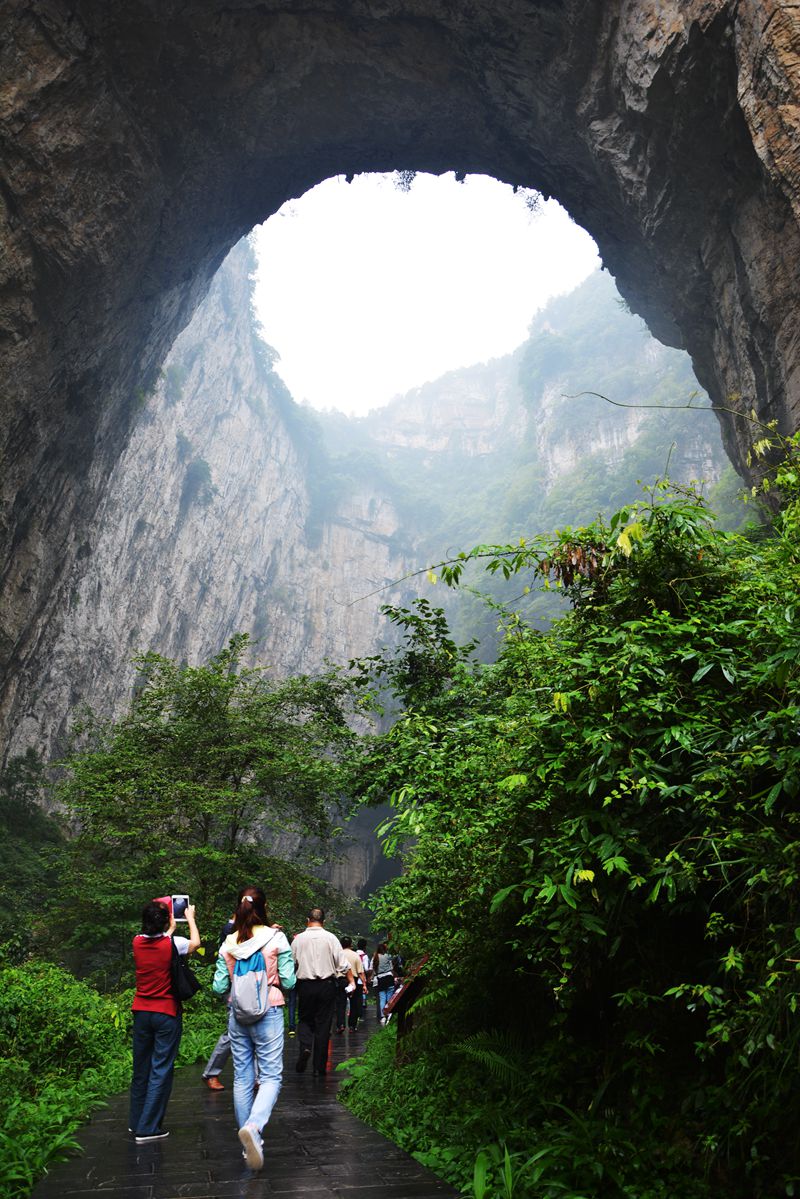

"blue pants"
[228,1005,284,1131]
[286,985,298,1031]
[130,1009,182,1136]
[377,981,396,1020]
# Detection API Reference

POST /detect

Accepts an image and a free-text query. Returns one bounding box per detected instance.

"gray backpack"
[230,932,277,1024]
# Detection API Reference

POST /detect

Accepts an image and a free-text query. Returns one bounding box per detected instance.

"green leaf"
[490,885,518,913]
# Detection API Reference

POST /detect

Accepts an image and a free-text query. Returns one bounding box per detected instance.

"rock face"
[362,359,529,459]
[4,247,727,895]
[8,259,727,766]
[2,0,800,737]
[5,239,412,766]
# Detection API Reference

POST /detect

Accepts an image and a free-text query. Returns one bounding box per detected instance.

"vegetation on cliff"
[0,266,772,1198]
[341,439,800,1198]
[0,637,368,1193]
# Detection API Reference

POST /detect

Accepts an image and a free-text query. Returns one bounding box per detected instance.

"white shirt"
[291,926,349,980]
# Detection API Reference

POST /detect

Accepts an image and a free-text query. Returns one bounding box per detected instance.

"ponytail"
[233,885,268,942]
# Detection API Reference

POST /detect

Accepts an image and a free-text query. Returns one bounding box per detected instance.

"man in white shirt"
[291,907,353,1075]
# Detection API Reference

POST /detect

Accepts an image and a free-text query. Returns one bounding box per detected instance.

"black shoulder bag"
[170,936,201,1001]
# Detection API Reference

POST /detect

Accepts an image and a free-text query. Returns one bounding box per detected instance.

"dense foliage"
[0,955,223,1197]
[343,446,800,1197]
[0,749,64,954]
[49,633,363,980]
[0,634,368,1194]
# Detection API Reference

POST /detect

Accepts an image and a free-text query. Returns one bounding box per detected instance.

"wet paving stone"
[32,1021,459,1199]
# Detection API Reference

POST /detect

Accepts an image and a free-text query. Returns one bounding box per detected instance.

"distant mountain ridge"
[317,270,732,563]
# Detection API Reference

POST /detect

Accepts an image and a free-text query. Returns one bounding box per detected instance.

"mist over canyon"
[5,232,735,892]
[7,239,734,764]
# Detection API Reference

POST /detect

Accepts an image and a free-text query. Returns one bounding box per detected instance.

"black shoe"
[135,1130,169,1143]
[295,1047,311,1073]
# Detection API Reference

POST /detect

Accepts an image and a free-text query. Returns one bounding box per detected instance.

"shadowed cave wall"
[2,0,800,736]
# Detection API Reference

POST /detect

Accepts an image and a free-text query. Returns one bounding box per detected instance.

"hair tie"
[242,895,253,904]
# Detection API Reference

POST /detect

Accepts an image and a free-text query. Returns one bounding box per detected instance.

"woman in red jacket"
[130,899,200,1142]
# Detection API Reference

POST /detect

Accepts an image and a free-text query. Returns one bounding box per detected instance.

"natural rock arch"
[1,0,800,731]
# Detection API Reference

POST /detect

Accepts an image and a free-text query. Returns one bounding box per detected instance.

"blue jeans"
[130,1009,182,1136]
[377,981,396,1020]
[228,1005,284,1131]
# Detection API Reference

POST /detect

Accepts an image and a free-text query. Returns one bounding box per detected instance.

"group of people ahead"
[129,887,405,1173]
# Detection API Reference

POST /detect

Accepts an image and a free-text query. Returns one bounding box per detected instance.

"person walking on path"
[201,913,235,1091]
[339,936,366,1030]
[291,907,353,1075]
[130,898,201,1142]
[373,942,397,1024]
[356,937,372,1018]
[212,885,295,1171]
[356,938,371,986]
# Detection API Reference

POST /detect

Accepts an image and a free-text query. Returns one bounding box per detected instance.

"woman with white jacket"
[212,885,295,1170]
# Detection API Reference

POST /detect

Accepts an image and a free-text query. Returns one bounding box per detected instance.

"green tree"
[0,750,64,955]
[346,462,800,1197]
[54,634,363,968]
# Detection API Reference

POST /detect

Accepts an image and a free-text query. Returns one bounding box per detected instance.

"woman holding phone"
[129,897,200,1142]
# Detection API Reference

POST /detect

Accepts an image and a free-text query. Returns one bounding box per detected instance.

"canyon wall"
[6,239,412,773]
[2,1,800,739]
[8,259,731,766]
[5,246,730,895]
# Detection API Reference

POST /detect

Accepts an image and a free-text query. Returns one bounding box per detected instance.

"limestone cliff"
[6,239,412,778]
[5,246,731,897]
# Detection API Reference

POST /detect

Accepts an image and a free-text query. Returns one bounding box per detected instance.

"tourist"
[285,935,299,1037]
[356,937,371,985]
[130,898,201,1142]
[334,948,349,1034]
[212,885,295,1170]
[340,936,366,1030]
[291,907,353,1075]
[356,937,372,1017]
[372,941,396,1024]
[201,912,236,1090]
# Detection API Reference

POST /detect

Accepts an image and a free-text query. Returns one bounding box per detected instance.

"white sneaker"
[238,1124,264,1170]
[379,1017,386,1025]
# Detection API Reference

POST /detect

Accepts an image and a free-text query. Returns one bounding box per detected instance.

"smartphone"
[171,894,190,921]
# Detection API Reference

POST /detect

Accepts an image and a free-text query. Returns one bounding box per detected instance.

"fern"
[455,1031,530,1091]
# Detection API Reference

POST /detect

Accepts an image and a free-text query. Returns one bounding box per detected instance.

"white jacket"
[212,924,295,1005]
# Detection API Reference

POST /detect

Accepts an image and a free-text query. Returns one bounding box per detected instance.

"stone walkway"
[31,1024,459,1198]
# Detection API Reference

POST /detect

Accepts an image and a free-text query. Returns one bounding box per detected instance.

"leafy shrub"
[0,956,224,1197]
[346,462,800,1197]
[0,961,130,1195]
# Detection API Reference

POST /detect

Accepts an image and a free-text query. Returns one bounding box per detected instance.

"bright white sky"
[251,172,600,416]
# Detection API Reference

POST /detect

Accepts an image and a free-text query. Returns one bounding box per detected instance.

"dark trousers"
[297,977,336,1073]
[335,977,348,1030]
[286,985,298,1031]
[347,985,363,1030]
[130,1009,182,1136]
